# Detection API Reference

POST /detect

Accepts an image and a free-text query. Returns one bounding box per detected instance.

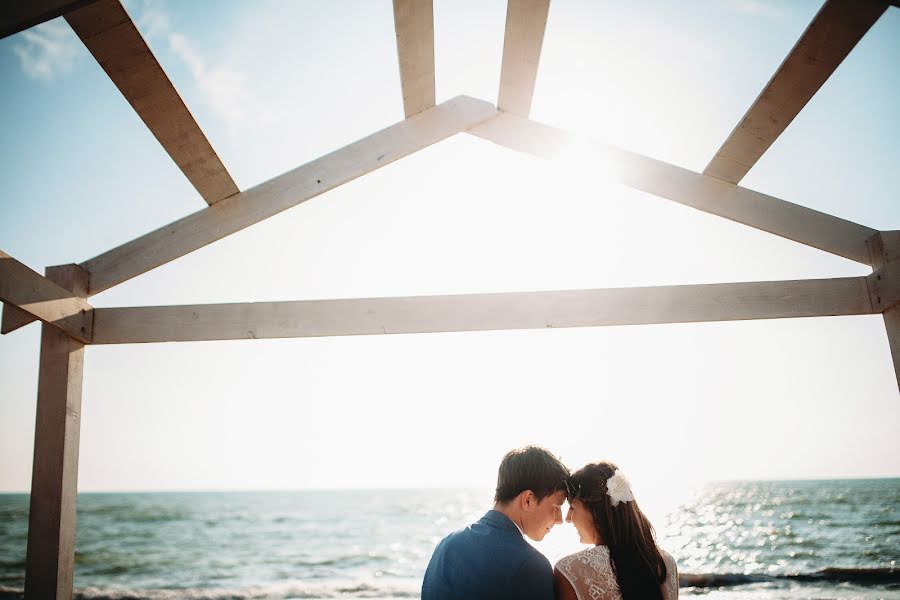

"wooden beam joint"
[0,253,93,343]
[866,231,900,312]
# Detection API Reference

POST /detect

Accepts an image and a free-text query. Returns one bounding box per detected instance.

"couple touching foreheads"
[422,446,678,600]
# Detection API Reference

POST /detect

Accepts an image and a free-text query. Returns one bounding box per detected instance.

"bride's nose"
[565,508,573,523]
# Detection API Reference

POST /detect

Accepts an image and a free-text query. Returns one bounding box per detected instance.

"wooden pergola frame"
[1,0,898,597]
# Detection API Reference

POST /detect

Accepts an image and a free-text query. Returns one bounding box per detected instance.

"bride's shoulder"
[554,545,610,571]
[659,547,677,570]
[658,547,679,599]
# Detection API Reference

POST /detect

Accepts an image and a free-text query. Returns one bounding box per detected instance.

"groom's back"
[421,510,553,600]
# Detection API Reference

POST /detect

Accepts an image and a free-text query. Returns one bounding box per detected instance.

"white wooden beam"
[469,113,876,265]
[498,0,551,117]
[392,0,435,118]
[703,0,890,184]
[24,265,86,600]
[65,0,239,205]
[79,95,497,295]
[0,251,92,343]
[0,0,96,39]
[90,278,872,344]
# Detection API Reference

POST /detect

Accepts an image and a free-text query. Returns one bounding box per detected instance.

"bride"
[554,462,678,600]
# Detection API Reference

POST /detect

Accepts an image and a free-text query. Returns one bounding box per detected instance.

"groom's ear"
[520,490,536,511]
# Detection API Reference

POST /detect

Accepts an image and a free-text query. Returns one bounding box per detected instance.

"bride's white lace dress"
[555,545,678,600]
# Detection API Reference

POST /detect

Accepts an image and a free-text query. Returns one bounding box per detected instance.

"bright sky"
[1,0,899,508]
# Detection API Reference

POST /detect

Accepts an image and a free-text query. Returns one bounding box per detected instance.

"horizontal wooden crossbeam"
[703,0,890,184]
[0,0,96,39]
[65,0,239,206]
[498,0,551,117]
[0,252,92,343]
[469,113,876,265]
[90,277,872,344]
[393,0,436,117]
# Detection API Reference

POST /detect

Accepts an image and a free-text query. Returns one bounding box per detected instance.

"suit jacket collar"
[481,509,524,537]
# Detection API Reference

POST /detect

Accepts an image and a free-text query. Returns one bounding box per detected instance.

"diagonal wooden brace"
[0,251,93,343]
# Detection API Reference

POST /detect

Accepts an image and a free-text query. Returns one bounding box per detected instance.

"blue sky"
[1,0,899,501]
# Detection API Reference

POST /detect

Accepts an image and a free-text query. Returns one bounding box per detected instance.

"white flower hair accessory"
[606,469,635,507]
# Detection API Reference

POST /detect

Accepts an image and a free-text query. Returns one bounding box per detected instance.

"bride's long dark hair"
[568,461,667,600]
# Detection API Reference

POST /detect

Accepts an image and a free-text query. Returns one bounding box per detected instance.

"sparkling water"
[1,480,897,599]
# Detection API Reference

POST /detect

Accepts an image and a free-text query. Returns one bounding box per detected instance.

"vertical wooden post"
[867,232,900,391]
[25,265,89,600]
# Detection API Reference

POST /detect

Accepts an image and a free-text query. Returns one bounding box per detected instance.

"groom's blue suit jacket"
[421,509,554,600]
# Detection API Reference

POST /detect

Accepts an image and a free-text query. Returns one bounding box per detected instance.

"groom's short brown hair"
[494,445,569,503]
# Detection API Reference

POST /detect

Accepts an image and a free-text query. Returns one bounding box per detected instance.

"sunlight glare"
[549,138,621,192]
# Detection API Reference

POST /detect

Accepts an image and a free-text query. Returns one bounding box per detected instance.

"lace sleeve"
[555,547,621,600]
[555,554,584,600]
[661,550,679,600]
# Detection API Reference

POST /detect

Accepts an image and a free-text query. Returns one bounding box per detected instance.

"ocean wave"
[680,567,900,588]
[289,556,389,568]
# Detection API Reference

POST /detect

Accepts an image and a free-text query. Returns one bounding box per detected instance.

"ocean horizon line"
[2,474,900,495]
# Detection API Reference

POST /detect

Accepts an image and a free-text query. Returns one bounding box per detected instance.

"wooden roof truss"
[0,0,897,596]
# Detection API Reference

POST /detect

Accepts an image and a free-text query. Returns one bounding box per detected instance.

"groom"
[421,446,569,600]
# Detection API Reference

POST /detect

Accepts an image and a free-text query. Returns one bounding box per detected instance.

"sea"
[1,479,898,599]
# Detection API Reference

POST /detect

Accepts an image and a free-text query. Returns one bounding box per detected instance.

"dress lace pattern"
[555,546,679,600]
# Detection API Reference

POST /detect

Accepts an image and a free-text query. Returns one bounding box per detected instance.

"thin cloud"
[168,33,275,133]
[12,19,81,81]
[131,0,172,40]
[128,0,276,134]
